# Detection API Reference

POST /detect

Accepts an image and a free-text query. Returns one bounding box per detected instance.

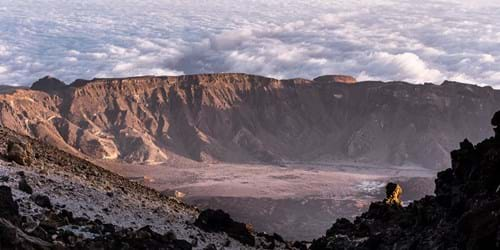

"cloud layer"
[0,0,500,87]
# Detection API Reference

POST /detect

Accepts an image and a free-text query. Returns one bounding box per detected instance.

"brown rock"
[313,75,357,84]
[6,141,33,166]
[0,73,499,171]
[383,182,403,206]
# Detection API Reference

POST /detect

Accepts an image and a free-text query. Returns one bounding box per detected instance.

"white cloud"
[365,52,444,83]
[0,0,499,87]
[480,54,495,63]
[0,66,8,74]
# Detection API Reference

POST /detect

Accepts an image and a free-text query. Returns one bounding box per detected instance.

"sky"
[0,0,500,87]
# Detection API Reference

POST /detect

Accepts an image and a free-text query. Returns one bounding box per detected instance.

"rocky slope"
[0,74,499,169]
[0,127,292,249]
[310,111,500,249]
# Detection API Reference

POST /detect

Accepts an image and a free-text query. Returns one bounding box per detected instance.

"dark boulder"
[31,194,52,209]
[203,244,217,250]
[195,209,255,246]
[19,178,33,194]
[0,186,19,221]
[0,218,53,249]
[492,110,500,138]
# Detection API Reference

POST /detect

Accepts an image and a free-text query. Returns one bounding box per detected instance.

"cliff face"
[311,111,500,249]
[0,73,499,168]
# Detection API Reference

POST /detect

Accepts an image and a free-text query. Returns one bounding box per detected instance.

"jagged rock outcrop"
[310,110,500,250]
[0,73,499,169]
[0,186,18,221]
[195,209,256,246]
[383,182,402,206]
[492,111,500,138]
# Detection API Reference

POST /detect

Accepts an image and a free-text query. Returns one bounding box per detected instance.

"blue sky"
[0,0,500,87]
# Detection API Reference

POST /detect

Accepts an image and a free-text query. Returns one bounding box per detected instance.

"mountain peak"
[30,76,67,92]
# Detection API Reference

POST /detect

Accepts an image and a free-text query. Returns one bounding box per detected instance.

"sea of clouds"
[0,0,500,87]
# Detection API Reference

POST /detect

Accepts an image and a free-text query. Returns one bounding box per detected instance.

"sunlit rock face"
[0,73,499,169]
[313,75,357,84]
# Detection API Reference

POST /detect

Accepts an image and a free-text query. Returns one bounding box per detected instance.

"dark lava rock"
[203,244,217,250]
[492,110,500,138]
[75,225,193,250]
[311,110,500,250]
[6,141,33,166]
[0,187,52,249]
[195,209,255,246]
[0,186,19,221]
[0,218,53,249]
[18,177,33,194]
[31,194,52,209]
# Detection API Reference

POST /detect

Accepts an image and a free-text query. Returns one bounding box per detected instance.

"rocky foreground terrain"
[311,111,500,249]
[0,127,292,249]
[1,74,499,169]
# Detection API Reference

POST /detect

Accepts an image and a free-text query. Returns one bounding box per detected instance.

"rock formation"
[313,75,357,84]
[383,182,402,206]
[0,73,498,169]
[311,110,500,250]
[6,141,32,166]
[492,110,500,138]
[195,209,256,246]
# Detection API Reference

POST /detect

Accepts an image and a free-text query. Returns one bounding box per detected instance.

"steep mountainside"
[311,111,500,249]
[0,127,291,249]
[0,73,499,169]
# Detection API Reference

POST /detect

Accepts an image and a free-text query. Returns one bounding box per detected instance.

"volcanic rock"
[6,141,33,166]
[1,74,499,169]
[313,75,357,84]
[311,110,500,250]
[383,182,403,206]
[0,186,19,221]
[30,76,67,92]
[31,194,52,209]
[492,110,500,138]
[18,177,33,194]
[195,209,255,246]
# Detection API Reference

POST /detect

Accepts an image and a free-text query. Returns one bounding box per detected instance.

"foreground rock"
[0,127,292,249]
[311,110,500,249]
[195,209,256,246]
[383,182,402,206]
[0,186,19,221]
[6,141,32,166]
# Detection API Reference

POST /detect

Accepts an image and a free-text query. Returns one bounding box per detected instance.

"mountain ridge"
[0,73,498,169]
